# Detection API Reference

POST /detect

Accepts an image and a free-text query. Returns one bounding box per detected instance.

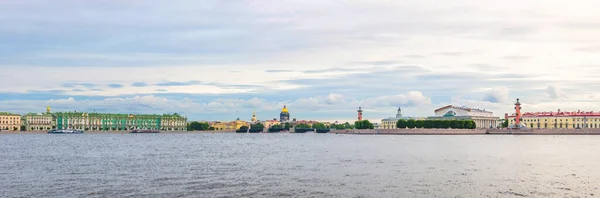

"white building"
[428,105,499,129]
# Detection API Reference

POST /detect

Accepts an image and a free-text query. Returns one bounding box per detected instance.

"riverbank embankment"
[342,128,600,135]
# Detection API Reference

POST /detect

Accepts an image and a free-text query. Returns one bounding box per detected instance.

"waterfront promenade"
[6,129,600,135]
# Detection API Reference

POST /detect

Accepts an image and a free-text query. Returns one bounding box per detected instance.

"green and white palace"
[54,112,187,131]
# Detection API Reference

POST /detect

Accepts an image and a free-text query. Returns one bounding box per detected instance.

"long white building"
[428,105,499,129]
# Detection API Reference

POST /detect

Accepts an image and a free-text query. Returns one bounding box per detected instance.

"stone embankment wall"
[338,129,487,135]
[488,128,600,135]
[342,128,600,135]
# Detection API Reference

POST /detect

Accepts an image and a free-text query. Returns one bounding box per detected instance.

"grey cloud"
[155,81,202,87]
[547,85,564,99]
[351,60,399,65]
[573,46,600,52]
[439,52,464,56]
[107,84,124,88]
[404,55,425,58]
[501,55,531,61]
[131,82,149,87]
[482,87,510,103]
[265,69,294,73]
[61,83,98,88]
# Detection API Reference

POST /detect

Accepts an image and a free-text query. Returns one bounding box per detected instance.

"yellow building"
[209,118,249,131]
[0,112,21,131]
[508,110,600,129]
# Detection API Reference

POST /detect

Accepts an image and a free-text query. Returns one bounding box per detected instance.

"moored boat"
[131,129,160,133]
[48,129,84,134]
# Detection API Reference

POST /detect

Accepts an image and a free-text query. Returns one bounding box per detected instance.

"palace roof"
[508,110,600,117]
[0,112,20,116]
[434,105,492,113]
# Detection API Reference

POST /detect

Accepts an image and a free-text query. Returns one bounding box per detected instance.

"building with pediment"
[428,105,499,129]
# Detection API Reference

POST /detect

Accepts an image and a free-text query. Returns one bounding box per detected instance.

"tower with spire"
[251,111,257,123]
[396,107,402,118]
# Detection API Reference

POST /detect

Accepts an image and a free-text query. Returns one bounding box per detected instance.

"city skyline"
[2,1,600,121]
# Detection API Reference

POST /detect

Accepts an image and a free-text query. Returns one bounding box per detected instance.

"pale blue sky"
[1,0,600,122]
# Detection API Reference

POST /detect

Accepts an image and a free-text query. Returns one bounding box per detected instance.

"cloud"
[265,69,294,73]
[131,82,148,87]
[501,55,531,61]
[482,87,510,103]
[155,81,202,87]
[547,85,565,99]
[573,46,600,52]
[107,84,124,88]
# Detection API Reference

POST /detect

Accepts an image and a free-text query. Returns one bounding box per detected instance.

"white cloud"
[547,85,565,99]
[482,87,510,103]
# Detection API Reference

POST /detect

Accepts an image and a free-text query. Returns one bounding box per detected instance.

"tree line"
[396,119,476,129]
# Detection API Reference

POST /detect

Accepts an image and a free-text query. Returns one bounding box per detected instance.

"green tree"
[251,123,264,130]
[284,123,291,130]
[501,120,509,128]
[344,122,352,129]
[396,119,407,129]
[295,123,310,129]
[354,121,362,129]
[312,122,327,129]
[20,125,26,131]
[355,120,374,129]
[415,120,424,128]
[406,119,416,129]
[239,126,249,131]
[270,124,282,129]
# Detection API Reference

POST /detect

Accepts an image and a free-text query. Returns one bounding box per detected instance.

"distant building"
[509,109,600,129]
[24,106,53,131]
[262,119,281,129]
[0,112,21,131]
[428,105,499,129]
[54,112,187,131]
[250,111,257,123]
[210,118,249,131]
[381,107,423,129]
[280,105,290,123]
[381,107,403,129]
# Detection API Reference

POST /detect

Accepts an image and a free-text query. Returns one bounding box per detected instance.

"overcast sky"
[1,0,600,122]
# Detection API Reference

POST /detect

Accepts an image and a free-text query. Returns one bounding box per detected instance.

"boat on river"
[48,129,84,134]
[131,129,160,133]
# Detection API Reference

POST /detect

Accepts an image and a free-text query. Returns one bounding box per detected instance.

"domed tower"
[280,105,290,123]
[396,107,402,118]
[251,111,257,123]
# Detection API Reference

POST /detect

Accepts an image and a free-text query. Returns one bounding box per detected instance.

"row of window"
[527,123,600,129]
[522,118,600,122]
[0,117,19,120]
[0,121,19,124]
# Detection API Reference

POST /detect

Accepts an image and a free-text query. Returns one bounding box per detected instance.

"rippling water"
[1,133,599,197]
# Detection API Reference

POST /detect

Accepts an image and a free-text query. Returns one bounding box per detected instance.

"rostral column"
[357,107,363,121]
[514,98,522,127]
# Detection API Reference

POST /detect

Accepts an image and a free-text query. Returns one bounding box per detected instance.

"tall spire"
[396,107,402,118]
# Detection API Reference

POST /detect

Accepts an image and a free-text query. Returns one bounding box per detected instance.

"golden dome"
[251,111,257,122]
[46,105,51,113]
[281,105,289,113]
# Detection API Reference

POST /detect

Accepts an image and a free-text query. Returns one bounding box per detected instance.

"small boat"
[131,130,160,133]
[48,129,84,134]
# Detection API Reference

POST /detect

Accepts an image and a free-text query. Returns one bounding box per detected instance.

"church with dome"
[280,105,290,123]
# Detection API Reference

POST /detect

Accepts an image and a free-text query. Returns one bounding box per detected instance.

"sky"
[1,0,600,122]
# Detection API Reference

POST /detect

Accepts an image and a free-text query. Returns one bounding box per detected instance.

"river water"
[1,133,599,197]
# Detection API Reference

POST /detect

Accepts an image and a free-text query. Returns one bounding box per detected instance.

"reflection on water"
[1,133,599,197]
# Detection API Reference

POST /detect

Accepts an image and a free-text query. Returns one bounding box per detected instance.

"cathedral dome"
[281,105,289,113]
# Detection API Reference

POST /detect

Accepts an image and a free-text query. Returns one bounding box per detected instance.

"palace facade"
[209,118,249,131]
[0,112,21,131]
[54,112,187,131]
[23,106,53,131]
[428,105,499,129]
[508,110,600,129]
